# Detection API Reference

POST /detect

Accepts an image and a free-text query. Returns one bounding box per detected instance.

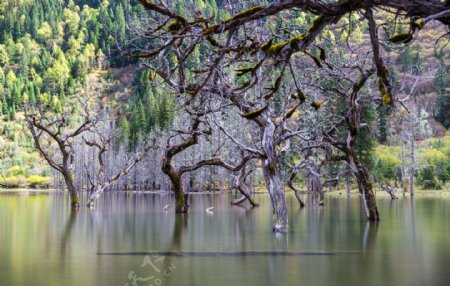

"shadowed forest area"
[0,1,449,285]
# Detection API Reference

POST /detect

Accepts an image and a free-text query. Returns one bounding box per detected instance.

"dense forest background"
[0,0,449,193]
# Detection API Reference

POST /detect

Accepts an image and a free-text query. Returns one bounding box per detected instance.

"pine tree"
[377,105,389,144]
[116,115,131,147]
[434,59,450,128]
[0,44,8,66]
[355,104,376,170]
[137,100,147,133]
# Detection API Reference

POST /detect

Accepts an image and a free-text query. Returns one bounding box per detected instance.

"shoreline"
[1,188,449,197]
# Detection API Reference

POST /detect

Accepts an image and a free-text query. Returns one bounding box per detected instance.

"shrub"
[26,175,52,188]
[438,164,450,184]
[0,176,21,188]
[418,148,447,166]
[374,145,401,182]
[417,166,441,190]
[6,165,24,176]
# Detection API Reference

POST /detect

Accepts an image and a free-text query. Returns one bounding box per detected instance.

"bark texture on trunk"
[409,139,415,196]
[337,69,380,221]
[263,166,288,233]
[346,175,350,195]
[383,185,398,200]
[86,141,155,207]
[261,121,288,233]
[231,167,259,207]
[163,163,189,213]
[87,185,106,207]
[356,164,380,221]
[345,142,380,221]
[287,168,305,207]
[64,174,80,208]
[311,175,324,206]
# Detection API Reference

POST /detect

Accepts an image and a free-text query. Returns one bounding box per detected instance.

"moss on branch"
[224,6,265,23]
[241,104,269,119]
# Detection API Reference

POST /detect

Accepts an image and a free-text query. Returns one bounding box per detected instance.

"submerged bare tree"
[25,100,97,208]
[161,103,259,213]
[83,123,157,207]
[306,61,381,220]
[125,0,450,230]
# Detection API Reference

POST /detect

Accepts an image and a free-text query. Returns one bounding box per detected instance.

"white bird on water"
[206,207,214,213]
[163,204,170,211]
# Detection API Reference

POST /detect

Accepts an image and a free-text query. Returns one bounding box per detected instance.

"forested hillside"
[0,0,449,200]
[0,0,178,187]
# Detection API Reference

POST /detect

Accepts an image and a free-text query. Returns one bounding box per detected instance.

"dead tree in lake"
[162,108,259,213]
[382,185,399,200]
[321,68,381,221]
[83,124,157,207]
[126,0,450,230]
[25,105,96,208]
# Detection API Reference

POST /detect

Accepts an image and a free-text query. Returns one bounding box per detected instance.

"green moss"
[270,42,288,54]
[308,15,326,33]
[241,104,269,119]
[224,6,264,23]
[260,39,274,51]
[264,76,282,93]
[389,33,413,44]
[309,54,323,68]
[139,1,162,11]
[317,46,326,61]
[378,78,391,105]
[206,36,220,47]
[263,93,273,100]
[285,105,298,119]
[185,89,196,95]
[124,49,160,58]
[261,40,288,55]
[167,19,183,34]
[412,18,425,30]
[139,1,186,25]
[330,153,347,161]
[202,24,220,35]
[292,89,306,103]
[310,101,322,110]
[289,35,304,48]
[148,71,155,81]
[235,67,255,76]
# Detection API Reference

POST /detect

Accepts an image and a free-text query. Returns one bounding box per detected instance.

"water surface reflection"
[0,191,449,286]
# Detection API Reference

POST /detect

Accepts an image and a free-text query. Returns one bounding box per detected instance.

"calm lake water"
[1,191,449,286]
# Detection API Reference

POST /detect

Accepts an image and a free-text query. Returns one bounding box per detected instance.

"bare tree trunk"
[345,175,350,195]
[87,185,106,206]
[287,168,305,207]
[64,174,80,208]
[341,70,380,221]
[261,121,288,233]
[163,164,189,213]
[306,175,311,193]
[337,176,341,193]
[409,139,415,196]
[356,164,380,221]
[231,167,259,207]
[249,169,254,192]
[231,196,247,205]
[383,185,398,200]
[401,141,406,181]
[311,175,324,205]
[262,165,288,232]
